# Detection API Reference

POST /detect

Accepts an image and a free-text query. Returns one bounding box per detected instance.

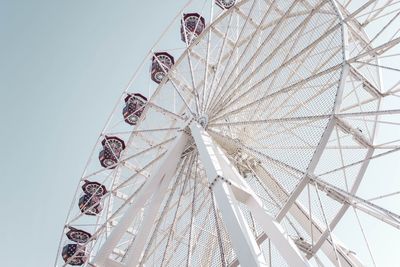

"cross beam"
[92,122,310,267]
[92,131,189,267]
[190,122,310,267]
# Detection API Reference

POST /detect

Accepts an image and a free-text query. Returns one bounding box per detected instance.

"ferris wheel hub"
[198,115,209,128]
[57,0,400,265]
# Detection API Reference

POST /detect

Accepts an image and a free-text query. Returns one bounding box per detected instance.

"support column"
[92,131,188,267]
[190,123,310,267]
[190,123,268,267]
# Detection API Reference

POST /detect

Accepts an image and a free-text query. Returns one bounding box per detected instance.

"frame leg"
[190,123,268,267]
[190,122,310,267]
[92,131,188,267]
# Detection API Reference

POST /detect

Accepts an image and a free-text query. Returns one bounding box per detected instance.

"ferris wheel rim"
[56,1,400,266]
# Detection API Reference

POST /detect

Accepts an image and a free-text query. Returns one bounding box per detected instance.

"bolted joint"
[198,115,209,129]
[208,175,232,189]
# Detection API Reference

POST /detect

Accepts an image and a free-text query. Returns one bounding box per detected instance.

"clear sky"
[0,1,185,266]
[1,1,400,267]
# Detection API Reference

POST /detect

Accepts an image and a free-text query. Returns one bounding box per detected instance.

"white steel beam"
[310,142,375,257]
[91,131,188,267]
[276,117,337,221]
[190,122,310,267]
[312,174,400,228]
[124,158,187,266]
[252,166,364,267]
[190,123,268,267]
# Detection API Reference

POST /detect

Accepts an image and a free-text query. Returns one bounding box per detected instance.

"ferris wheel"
[55,0,400,266]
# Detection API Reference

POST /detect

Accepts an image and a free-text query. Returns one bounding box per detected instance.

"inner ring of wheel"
[156,0,346,177]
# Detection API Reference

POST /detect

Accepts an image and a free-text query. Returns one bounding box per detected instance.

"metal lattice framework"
[56,0,400,266]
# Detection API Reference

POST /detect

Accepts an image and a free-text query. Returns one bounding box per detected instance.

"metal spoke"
[57,1,400,266]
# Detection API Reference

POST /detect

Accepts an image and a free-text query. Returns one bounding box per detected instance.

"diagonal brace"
[190,122,310,267]
[92,131,188,267]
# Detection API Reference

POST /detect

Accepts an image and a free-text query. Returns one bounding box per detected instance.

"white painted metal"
[229,156,363,267]
[56,1,400,266]
[190,122,310,267]
[276,117,338,222]
[123,156,190,266]
[190,122,268,267]
[92,131,188,266]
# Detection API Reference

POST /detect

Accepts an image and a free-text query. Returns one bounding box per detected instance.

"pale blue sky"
[0,1,184,266]
[1,1,400,266]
